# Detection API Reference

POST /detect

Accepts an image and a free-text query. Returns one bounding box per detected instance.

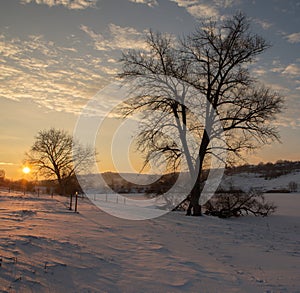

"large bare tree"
[119,13,283,215]
[26,128,94,195]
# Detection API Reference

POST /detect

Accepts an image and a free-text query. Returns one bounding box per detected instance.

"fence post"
[74,192,78,213]
[69,193,73,210]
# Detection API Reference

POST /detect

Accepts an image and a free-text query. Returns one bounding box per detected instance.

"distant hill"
[220,160,300,193]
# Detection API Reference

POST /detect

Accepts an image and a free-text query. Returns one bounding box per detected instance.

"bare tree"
[25,128,94,195]
[119,13,283,215]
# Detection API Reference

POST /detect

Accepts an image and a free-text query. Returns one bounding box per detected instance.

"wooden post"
[69,193,73,210]
[74,192,78,213]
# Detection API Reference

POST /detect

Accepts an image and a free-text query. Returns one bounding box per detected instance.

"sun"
[22,166,31,174]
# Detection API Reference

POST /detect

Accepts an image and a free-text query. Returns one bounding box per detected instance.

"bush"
[204,189,276,218]
[288,181,298,192]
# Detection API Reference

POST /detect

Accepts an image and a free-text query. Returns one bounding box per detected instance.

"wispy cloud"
[128,0,158,7]
[285,32,300,44]
[20,0,98,9]
[276,95,300,128]
[268,59,300,81]
[258,85,300,128]
[170,0,219,19]
[186,4,219,19]
[0,162,16,166]
[80,23,147,51]
[253,18,273,30]
[282,63,300,76]
[275,115,300,128]
[0,33,113,115]
[170,0,238,20]
[212,0,239,8]
[252,68,267,77]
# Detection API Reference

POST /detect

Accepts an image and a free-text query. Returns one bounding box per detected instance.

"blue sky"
[0,0,299,178]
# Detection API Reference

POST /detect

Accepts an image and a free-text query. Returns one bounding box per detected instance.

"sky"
[0,0,299,179]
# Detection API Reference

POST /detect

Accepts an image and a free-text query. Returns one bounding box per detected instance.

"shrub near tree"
[204,189,276,218]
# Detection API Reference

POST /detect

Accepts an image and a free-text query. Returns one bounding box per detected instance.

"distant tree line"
[0,175,82,196]
[102,172,179,195]
[226,160,300,179]
[0,177,35,193]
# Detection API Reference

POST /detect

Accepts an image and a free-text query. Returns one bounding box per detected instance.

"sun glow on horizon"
[22,166,31,174]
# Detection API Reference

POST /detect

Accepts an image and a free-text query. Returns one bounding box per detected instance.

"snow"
[0,190,299,292]
[220,170,300,192]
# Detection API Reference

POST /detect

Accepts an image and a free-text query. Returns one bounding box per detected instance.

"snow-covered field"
[0,191,299,292]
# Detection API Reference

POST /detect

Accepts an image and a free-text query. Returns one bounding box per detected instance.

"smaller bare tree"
[25,128,94,196]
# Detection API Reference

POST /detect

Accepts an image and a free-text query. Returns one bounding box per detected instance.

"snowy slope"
[0,191,299,292]
[220,169,300,192]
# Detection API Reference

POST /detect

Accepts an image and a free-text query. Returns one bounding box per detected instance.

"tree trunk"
[186,203,192,215]
[57,177,66,196]
[186,130,210,216]
[188,176,202,216]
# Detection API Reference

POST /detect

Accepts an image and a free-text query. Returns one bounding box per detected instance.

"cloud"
[171,0,197,6]
[276,97,300,128]
[186,4,219,19]
[0,33,113,115]
[20,0,98,9]
[270,59,300,79]
[80,23,147,51]
[285,32,300,44]
[282,63,300,76]
[170,0,238,20]
[253,18,273,30]
[263,89,300,128]
[274,115,300,128]
[270,66,284,73]
[128,0,158,7]
[264,82,291,96]
[101,66,119,75]
[0,162,16,166]
[170,0,219,19]
[252,68,267,77]
[212,0,239,8]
